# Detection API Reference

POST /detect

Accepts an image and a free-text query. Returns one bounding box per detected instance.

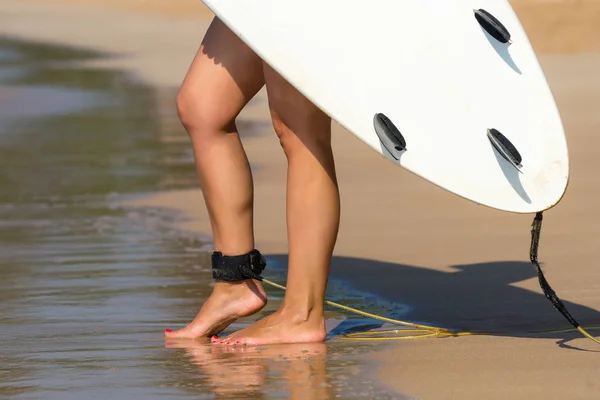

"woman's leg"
[213,64,340,346]
[166,18,267,339]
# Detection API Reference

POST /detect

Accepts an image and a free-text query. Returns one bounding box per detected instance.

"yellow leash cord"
[262,277,600,342]
[262,213,600,345]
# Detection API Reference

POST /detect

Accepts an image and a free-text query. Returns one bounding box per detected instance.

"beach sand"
[16,0,600,53]
[3,0,599,398]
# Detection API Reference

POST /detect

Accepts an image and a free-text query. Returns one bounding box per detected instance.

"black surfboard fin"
[487,128,523,172]
[474,9,512,44]
[373,113,406,160]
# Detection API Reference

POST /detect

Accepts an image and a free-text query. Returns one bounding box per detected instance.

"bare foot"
[211,308,326,346]
[165,280,267,339]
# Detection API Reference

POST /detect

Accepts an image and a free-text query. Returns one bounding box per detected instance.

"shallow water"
[0,37,410,399]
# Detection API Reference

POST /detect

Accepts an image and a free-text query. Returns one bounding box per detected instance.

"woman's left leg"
[212,64,340,346]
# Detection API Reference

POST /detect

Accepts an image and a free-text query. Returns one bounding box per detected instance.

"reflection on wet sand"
[0,36,399,399]
[168,341,333,399]
[164,336,410,399]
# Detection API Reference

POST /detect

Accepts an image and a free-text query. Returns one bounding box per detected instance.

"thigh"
[179,17,265,128]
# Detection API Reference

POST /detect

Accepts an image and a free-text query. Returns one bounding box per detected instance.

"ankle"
[213,279,253,292]
[279,303,324,323]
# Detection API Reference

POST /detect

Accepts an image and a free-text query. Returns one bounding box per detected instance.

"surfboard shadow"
[265,254,600,348]
[479,26,522,75]
[492,147,532,203]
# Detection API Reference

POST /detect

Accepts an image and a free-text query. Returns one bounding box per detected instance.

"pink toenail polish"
[165,329,172,333]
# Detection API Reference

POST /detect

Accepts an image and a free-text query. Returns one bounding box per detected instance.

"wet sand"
[0,32,397,400]
[3,0,600,398]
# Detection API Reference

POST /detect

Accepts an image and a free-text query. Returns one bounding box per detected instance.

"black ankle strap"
[211,249,266,281]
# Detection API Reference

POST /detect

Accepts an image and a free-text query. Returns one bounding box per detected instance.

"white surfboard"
[201,0,570,213]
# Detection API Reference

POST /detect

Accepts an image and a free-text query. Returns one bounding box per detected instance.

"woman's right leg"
[166,17,266,339]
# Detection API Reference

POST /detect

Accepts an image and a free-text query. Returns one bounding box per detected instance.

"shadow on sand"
[265,254,600,344]
[165,255,599,398]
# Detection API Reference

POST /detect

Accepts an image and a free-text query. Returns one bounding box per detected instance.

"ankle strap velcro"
[211,249,266,281]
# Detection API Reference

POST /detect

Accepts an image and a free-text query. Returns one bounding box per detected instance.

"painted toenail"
[165,329,172,333]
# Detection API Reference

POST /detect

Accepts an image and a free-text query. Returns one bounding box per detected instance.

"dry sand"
[3,1,599,398]
[19,0,215,19]
[17,0,600,53]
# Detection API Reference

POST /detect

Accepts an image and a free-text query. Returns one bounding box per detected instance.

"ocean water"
[0,37,412,399]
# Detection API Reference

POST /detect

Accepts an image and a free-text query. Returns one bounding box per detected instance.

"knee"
[176,86,231,141]
[266,77,331,158]
[271,114,295,156]
[176,86,199,132]
[271,111,331,159]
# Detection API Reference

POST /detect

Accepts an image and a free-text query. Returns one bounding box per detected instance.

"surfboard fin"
[373,113,406,160]
[474,9,512,44]
[487,128,523,172]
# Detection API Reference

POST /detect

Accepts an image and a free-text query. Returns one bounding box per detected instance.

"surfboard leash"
[529,212,600,344]
[262,212,600,345]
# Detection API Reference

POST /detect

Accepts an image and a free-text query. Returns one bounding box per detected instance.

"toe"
[164,328,180,338]
[213,336,236,346]
[166,326,208,340]
[165,327,187,339]
[239,337,256,346]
